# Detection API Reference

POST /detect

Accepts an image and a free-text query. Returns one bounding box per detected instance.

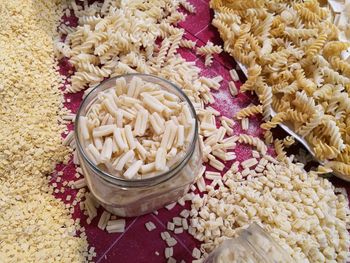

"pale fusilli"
[274,139,287,162]
[210,0,350,176]
[238,134,267,155]
[179,39,196,49]
[235,105,263,119]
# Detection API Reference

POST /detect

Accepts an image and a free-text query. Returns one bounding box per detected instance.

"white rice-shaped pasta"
[149,115,162,135]
[114,150,135,171]
[93,136,103,150]
[153,112,165,130]
[167,147,177,159]
[134,110,143,136]
[155,147,167,171]
[124,125,136,149]
[85,146,98,165]
[182,104,192,125]
[136,141,148,160]
[103,98,118,115]
[124,160,143,179]
[140,162,156,174]
[115,110,123,128]
[113,128,127,151]
[111,137,118,153]
[87,143,101,164]
[128,76,142,98]
[149,114,162,135]
[142,93,165,113]
[185,118,196,142]
[121,95,141,106]
[176,125,184,147]
[166,122,178,150]
[139,109,149,136]
[119,109,134,120]
[79,116,90,140]
[100,137,113,163]
[160,120,173,149]
[93,125,115,137]
[115,77,127,96]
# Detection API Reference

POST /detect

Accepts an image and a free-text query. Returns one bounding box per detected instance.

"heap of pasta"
[56,1,239,177]
[211,0,350,179]
[56,0,219,107]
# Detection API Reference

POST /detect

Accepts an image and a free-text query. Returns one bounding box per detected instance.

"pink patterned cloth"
[54,1,350,262]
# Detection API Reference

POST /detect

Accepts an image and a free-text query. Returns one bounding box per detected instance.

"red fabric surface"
[53,1,350,262]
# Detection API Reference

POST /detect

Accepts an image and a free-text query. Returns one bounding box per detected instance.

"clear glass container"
[75,74,202,217]
[205,223,294,263]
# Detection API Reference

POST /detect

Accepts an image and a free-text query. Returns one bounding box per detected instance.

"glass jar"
[204,223,294,263]
[75,74,202,217]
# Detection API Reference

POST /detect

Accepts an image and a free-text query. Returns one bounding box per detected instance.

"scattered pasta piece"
[180,0,196,13]
[228,81,238,97]
[241,118,249,131]
[145,221,157,232]
[179,39,197,49]
[196,41,223,67]
[165,247,173,259]
[235,105,263,119]
[106,219,126,233]
[97,211,111,230]
[165,202,177,210]
[166,237,177,247]
[229,69,239,81]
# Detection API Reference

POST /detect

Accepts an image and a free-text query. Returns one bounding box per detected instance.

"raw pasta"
[59,0,222,105]
[210,0,350,179]
[235,105,263,119]
[196,41,223,67]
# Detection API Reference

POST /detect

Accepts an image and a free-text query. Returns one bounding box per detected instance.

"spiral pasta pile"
[211,0,350,179]
[56,0,222,109]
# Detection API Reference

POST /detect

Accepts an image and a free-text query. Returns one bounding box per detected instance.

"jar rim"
[74,73,199,188]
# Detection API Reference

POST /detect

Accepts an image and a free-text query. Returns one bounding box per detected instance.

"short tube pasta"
[79,76,195,180]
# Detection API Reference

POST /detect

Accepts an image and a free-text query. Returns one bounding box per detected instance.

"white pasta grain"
[241,118,249,131]
[241,158,258,169]
[161,231,171,240]
[124,160,143,179]
[145,221,157,231]
[73,178,86,189]
[97,211,111,230]
[155,147,167,171]
[209,158,225,171]
[165,202,177,211]
[166,237,177,247]
[228,81,238,97]
[165,247,173,259]
[196,176,206,193]
[174,227,183,234]
[100,137,113,163]
[229,69,239,81]
[180,210,190,218]
[167,222,175,231]
[106,219,126,233]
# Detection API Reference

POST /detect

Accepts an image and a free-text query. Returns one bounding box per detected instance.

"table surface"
[54,1,350,262]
